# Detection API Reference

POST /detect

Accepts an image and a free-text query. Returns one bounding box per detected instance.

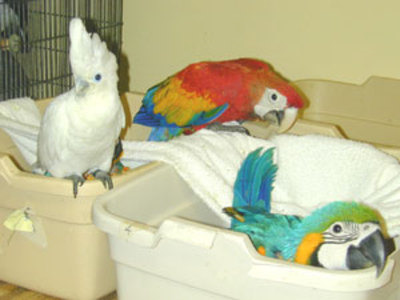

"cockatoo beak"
[75,77,90,95]
[347,230,387,277]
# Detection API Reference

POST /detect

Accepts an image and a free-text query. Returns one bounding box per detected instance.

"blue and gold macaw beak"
[347,230,388,277]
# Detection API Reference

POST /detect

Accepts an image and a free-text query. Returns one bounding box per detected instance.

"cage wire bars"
[0,0,123,101]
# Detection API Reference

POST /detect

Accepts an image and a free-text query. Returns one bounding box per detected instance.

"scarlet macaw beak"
[263,107,298,133]
[263,110,284,126]
[278,107,298,133]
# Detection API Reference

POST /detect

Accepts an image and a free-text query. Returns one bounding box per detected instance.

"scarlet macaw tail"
[232,147,277,213]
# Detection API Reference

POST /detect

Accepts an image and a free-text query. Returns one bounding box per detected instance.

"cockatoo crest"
[69,18,118,87]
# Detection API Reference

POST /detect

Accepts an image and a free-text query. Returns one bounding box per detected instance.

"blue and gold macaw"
[223,148,390,276]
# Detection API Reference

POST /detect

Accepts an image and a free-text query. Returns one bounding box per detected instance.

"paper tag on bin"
[4,209,34,232]
[2,207,47,248]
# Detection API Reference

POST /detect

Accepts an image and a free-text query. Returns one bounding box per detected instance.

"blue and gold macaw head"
[288,201,388,276]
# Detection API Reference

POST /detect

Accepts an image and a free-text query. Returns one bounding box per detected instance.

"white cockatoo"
[36,18,125,197]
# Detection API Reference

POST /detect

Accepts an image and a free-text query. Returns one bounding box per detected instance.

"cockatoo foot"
[206,122,250,136]
[93,170,113,190]
[65,174,85,198]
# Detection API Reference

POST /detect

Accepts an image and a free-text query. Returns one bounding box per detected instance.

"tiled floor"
[0,281,117,299]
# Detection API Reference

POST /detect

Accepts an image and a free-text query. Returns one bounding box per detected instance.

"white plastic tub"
[0,93,149,299]
[93,76,400,300]
[93,162,399,300]
[294,76,400,159]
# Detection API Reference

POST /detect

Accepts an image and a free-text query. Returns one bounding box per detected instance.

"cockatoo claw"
[65,174,85,198]
[206,122,250,136]
[93,170,114,190]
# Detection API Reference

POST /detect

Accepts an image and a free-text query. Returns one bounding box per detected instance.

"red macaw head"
[234,58,304,132]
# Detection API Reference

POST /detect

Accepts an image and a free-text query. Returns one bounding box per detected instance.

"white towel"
[0,97,40,166]
[122,130,274,226]
[122,130,400,236]
[1,98,400,235]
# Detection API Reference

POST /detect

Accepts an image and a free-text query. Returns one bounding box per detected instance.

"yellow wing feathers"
[153,78,218,126]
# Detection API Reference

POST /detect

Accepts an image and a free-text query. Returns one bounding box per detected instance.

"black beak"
[346,230,388,277]
[263,110,284,126]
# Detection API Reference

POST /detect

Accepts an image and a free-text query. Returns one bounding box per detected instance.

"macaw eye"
[94,73,102,82]
[333,224,343,233]
[270,93,278,101]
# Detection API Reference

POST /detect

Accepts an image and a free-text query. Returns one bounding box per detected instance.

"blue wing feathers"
[234,148,255,207]
[252,148,275,210]
[230,210,302,258]
[259,149,278,211]
[148,127,184,141]
[233,147,277,212]
[190,103,229,126]
[227,147,306,260]
[134,105,160,126]
[134,84,182,128]
[133,85,162,127]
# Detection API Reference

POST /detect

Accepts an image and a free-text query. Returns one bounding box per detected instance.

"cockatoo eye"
[94,73,102,82]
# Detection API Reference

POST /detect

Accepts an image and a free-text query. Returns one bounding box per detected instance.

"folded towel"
[122,130,400,236]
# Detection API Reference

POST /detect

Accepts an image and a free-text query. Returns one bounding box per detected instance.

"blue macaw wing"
[233,147,277,212]
[231,208,302,258]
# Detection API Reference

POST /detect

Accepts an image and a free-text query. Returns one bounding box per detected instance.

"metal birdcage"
[0,0,123,101]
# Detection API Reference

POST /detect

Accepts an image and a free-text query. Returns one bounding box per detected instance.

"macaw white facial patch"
[254,88,287,118]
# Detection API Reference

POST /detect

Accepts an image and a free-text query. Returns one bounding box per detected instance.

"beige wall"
[121,0,400,93]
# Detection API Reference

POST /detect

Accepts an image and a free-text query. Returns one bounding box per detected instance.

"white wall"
[121,0,400,93]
